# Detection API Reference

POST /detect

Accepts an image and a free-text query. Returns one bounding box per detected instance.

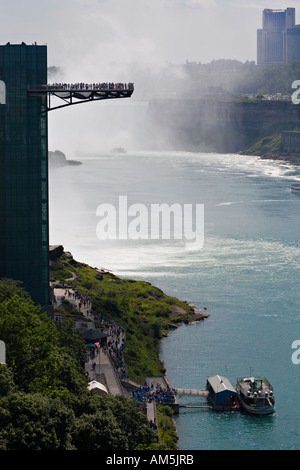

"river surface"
[49,150,300,450]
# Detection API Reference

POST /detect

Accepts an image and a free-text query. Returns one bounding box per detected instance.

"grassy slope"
[50,252,206,382]
[243,122,300,164]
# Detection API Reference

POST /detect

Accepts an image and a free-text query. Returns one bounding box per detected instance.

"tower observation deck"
[0,42,134,308]
[28,82,134,112]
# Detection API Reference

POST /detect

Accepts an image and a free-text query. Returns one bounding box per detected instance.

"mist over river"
[49,150,300,450]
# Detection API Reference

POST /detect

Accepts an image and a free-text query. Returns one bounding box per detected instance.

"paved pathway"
[85,349,123,396]
[53,286,124,396]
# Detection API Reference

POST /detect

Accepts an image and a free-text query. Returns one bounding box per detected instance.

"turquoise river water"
[49,150,300,450]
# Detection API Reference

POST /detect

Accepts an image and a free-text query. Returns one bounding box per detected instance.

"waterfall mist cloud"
[2,0,300,155]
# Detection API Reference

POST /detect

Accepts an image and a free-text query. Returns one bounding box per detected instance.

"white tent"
[88,380,109,396]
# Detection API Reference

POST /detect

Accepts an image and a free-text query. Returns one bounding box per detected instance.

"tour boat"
[236,375,275,415]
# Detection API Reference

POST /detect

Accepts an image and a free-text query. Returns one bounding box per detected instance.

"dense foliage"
[0,278,156,450]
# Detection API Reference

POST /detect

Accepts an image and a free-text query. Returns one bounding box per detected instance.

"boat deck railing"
[237,377,274,396]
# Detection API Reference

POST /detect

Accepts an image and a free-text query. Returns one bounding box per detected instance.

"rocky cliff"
[149,98,300,159]
[48,150,82,168]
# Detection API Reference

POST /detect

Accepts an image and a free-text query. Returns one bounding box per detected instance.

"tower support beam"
[28,83,134,112]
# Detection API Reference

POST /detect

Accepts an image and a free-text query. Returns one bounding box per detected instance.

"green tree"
[72,409,129,450]
[103,395,156,448]
[0,295,60,392]
[57,318,87,366]
[0,364,15,396]
[0,278,30,303]
[0,295,87,400]
[71,395,156,450]
[0,392,75,450]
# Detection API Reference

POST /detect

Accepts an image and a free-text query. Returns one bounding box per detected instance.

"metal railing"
[107,352,125,396]
[28,82,134,92]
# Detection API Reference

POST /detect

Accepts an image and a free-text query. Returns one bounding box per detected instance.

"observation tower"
[0,42,134,307]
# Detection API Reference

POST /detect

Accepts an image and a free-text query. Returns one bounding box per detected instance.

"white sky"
[2,0,300,74]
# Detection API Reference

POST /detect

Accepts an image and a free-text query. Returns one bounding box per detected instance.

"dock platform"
[146,376,180,414]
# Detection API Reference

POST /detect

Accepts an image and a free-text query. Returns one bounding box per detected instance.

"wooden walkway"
[174,388,209,397]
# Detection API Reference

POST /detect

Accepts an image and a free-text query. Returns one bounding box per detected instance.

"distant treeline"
[183,59,300,96]
[138,60,300,99]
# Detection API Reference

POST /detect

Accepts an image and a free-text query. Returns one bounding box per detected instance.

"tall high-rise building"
[257,8,300,67]
[0,43,49,306]
[287,27,300,63]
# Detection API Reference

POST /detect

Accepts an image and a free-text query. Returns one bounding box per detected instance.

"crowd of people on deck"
[131,382,175,408]
[46,82,134,91]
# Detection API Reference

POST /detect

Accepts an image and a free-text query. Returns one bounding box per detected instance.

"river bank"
[242,126,300,166]
[50,249,209,383]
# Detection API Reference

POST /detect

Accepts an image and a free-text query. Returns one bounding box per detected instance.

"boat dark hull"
[236,376,275,415]
[239,397,275,415]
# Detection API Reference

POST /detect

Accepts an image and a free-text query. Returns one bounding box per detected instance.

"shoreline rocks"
[49,149,82,168]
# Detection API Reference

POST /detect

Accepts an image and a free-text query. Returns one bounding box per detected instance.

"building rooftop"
[207,375,236,394]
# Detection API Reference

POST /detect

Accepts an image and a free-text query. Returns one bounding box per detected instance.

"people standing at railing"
[131,382,175,407]
[46,82,134,91]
